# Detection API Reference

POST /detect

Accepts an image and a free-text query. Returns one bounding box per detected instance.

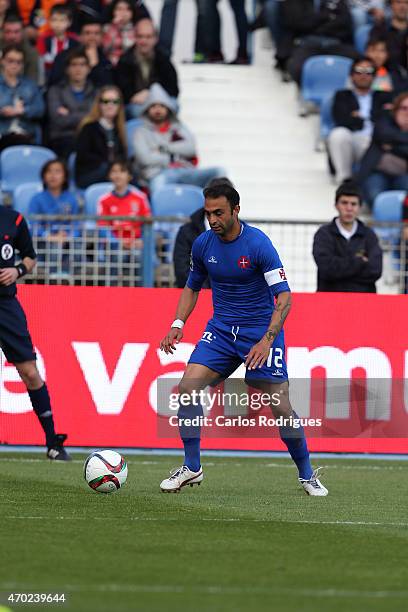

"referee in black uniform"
[0,205,70,460]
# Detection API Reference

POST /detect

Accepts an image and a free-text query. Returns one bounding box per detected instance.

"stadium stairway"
[146,0,333,221]
[176,35,334,221]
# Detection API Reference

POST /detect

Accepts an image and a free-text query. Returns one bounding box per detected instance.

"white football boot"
[160,465,203,493]
[299,467,328,496]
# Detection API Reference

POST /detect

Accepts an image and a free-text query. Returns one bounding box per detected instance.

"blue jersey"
[186,222,290,326]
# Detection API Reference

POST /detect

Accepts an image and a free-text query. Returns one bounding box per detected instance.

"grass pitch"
[0,453,407,612]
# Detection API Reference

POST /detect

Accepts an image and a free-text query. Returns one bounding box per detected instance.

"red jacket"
[97,188,151,246]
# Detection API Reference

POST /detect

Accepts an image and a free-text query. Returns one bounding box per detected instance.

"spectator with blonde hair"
[75,84,127,188]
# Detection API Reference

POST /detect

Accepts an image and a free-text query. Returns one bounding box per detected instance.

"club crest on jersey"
[208,256,218,264]
[238,256,250,269]
[1,243,13,260]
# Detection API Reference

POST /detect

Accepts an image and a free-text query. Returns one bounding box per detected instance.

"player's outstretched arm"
[245,291,292,370]
[160,287,200,354]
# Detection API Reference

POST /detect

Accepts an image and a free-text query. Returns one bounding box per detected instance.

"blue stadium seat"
[151,185,204,264]
[84,182,113,216]
[320,95,335,140]
[151,184,204,216]
[301,55,353,108]
[0,146,56,193]
[13,182,42,217]
[354,24,372,55]
[372,190,404,242]
[126,118,143,158]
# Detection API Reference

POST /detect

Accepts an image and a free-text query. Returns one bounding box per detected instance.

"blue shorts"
[0,297,36,363]
[188,318,288,383]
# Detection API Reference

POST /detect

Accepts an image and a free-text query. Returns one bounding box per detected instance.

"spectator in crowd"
[347,0,385,29]
[115,17,179,118]
[36,4,77,80]
[103,0,145,66]
[173,205,207,287]
[132,83,224,191]
[327,57,390,184]
[248,1,292,76]
[28,158,79,241]
[0,44,44,151]
[313,181,382,292]
[75,85,127,188]
[281,0,357,85]
[1,14,40,82]
[97,159,151,249]
[158,0,206,62]
[356,91,408,206]
[101,0,149,25]
[48,18,112,87]
[15,0,69,41]
[370,0,408,69]
[0,0,13,38]
[202,0,249,64]
[365,36,408,91]
[47,47,96,158]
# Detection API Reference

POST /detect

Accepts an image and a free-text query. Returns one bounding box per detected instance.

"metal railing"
[19,215,408,293]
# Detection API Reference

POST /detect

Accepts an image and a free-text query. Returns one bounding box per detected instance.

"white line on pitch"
[3,516,407,527]
[0,457,407,471]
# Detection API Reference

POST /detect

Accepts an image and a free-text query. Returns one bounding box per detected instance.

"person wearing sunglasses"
[356,91,408,206]
[327,57,391,184]
[0,44,44,152]
[75,85,127,188]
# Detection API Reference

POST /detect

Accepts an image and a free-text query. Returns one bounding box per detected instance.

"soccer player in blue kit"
[160,182,328,496]
[0,205,70,460]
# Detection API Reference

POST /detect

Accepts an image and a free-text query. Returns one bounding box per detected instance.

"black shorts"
[0,297,36,363]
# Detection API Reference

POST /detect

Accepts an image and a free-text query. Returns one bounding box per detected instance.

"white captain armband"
[264,267,287,286]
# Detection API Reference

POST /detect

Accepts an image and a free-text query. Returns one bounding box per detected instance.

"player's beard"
[212,216,235,237]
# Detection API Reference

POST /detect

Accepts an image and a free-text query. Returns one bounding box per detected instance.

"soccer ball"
[84,450,128,493]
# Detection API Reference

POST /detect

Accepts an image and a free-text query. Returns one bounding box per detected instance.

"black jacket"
[278,0,353,62]
[356,114,408,182]
[313,218,382,292]
[332,89,391,131]
[115,46,179,104]
[173,208,210,289]
[281,0,352,41]
[48,45,113,88]
[75,121,126,182]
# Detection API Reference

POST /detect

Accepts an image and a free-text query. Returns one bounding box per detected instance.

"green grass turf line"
[0,454,407,612]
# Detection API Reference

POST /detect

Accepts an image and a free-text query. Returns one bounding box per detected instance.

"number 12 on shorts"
[266,347,283,369]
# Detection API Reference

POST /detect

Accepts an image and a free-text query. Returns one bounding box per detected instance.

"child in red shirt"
[37,4,77,77]
[97,159,151,249]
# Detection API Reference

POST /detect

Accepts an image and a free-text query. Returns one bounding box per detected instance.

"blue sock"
[28,384,56,448]
[279,412,313,480]
[178,401,203,472]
